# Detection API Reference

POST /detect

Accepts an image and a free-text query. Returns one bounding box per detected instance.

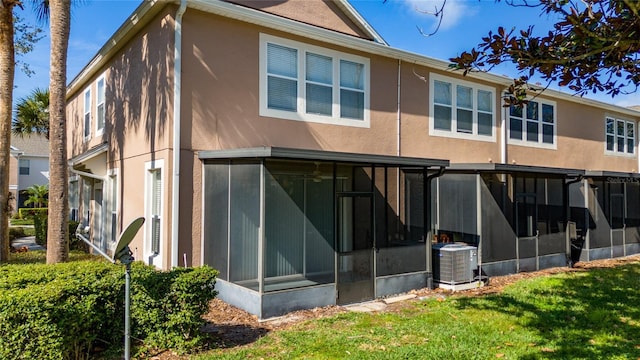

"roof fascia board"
[198,146,449,167]
[66,0,165,99]
[333,0,387,45]
[585,170,640,178]
[448,162,585,176]
[68,143,109,166]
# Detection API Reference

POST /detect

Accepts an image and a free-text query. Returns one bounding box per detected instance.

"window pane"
[526,101,539,120]
[267,43,297,78]
[617,120,625,136]
[434,105,452,131]
[527,121,539,142]
[457,108,472,133]
[477,90,492,112]
[84,114,91,137]
[606,118,615,134]
[456,85,472,109]
[607,135,615,151]
[97,104,105,130]
[306,83,332,115]
[268,76,297,111]
[97,78,105,104]
[340,60,364,90]
[306,53,332,84]
[618,137,625,152]
[543,124,554,144]
[84,91,91,110]
[510,118,522,140]
[510,105,522,118]
[434,80,451,105]
[340,89,364,120]
[627,122,635,154]
[478,112,492,136]
[542,103,553,123]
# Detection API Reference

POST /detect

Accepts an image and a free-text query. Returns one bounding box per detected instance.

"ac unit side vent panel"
[433,243,478,285]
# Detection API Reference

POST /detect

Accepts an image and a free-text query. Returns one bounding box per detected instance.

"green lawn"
[198,263,640,359]
[10,218,34,226]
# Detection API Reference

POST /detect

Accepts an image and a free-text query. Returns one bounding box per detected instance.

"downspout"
[396,59,401,217]
[564,175,583,268]
[500,95,507,164]
[425,166,445,289]
[171,0,187,268]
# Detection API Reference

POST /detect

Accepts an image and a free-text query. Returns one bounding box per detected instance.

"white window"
[260,33,370,127]
[429,73,495,140]
[145,160,164,267]
[83,88,91,140]
[606,117,635,155]
[96,76,105,136]
[508,99,556,149]
[107,170,118,245]
[18,159,30,175]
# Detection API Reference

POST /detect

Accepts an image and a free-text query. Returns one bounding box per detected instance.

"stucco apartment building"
[66,0,640,318]
[9,134,49,212]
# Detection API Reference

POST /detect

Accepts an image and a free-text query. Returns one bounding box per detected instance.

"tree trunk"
[46,0,70,264]
[0,1,17,263]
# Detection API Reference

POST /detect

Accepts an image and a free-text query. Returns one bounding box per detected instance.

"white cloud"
[404,0,477,31]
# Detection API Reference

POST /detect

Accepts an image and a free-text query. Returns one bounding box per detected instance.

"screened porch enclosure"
[200,147,448,315]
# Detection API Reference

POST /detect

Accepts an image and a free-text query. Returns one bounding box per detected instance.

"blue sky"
[12,0,640,108]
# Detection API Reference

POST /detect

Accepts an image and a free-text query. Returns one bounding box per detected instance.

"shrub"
[0,260,218,359]
[68,221,88,252]
[28,208,48,246]
[8,227,26,242]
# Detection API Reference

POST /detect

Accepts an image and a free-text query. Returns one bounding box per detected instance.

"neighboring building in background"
[9,134,50,212]
[66,0,640,319]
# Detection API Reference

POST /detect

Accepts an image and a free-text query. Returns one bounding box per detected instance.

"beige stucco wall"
[65,1,640,270]
[182,10,399,156]
[229,0,371,40]
[508,97,639,172]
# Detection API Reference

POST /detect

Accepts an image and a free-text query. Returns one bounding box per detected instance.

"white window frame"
[95,75,106,136]
[18,159,30,175]
[144,159,164,268]
[259,33,370,128]
[428,73,496,142]
[83,88,91,141]
[107,168,119,248]
[605,116,636,156]
[506,97,557,150]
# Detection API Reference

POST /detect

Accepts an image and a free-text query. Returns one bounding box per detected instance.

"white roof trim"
[67,0,640,118]
[68,143,108,167]
[334,0,387,45]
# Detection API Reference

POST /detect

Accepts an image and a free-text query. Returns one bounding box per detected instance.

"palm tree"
[12,87,49,139]
[0,0,19,262]
[46,0,70,264]
[23,184,48,208]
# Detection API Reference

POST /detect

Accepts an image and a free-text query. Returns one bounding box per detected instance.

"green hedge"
[0,260,218,359]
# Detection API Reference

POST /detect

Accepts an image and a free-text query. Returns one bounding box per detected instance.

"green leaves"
[0,259,219,358]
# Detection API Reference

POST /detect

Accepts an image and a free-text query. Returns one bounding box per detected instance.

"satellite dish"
[113,217,145,262]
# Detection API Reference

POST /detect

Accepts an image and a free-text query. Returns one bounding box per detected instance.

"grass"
[10,218,34,226]
[197,263,640,359]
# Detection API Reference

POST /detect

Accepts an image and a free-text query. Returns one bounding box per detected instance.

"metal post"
[124,263,131,360]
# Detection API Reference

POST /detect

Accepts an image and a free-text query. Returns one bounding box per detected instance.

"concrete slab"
[344,301,387,313]
[382,294,417,304]
[437,281,482,292]
[11,236,44,251]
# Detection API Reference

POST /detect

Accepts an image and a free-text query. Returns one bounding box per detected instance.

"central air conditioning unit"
[433,243,478,285]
